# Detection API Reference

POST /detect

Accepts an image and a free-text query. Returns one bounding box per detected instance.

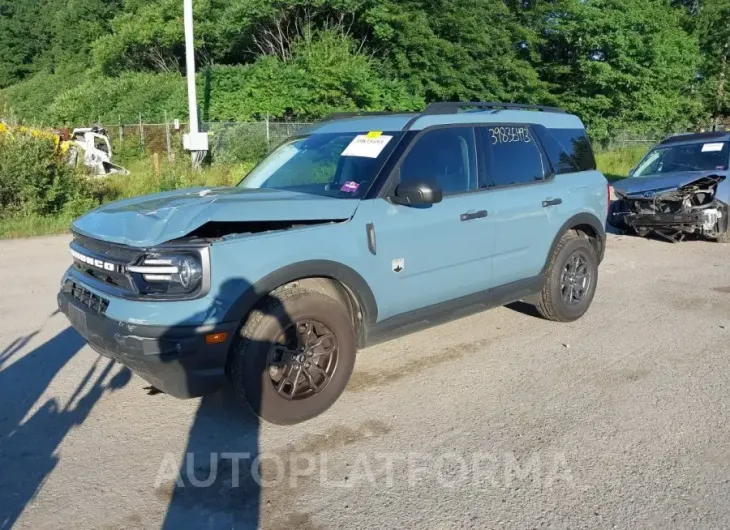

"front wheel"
[536,232,599,322]
[228,287,356,425]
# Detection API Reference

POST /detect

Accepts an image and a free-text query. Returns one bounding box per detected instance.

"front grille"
[70,235,144,292]
[72,262,133,290]
[67,281,110,313]
[73,234,143,262]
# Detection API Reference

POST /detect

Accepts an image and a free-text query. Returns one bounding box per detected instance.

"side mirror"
[392,180,443,206]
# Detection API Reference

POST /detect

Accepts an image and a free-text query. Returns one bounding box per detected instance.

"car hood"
[614,171,727,198]
[72,187,360,247]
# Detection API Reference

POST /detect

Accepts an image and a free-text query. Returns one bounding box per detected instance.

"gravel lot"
[1,232,730,529]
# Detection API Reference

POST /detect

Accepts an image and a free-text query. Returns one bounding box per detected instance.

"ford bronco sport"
[59,102,608,425]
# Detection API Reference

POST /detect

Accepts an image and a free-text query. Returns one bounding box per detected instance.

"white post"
[265,113,270,151]
[165,110,172,162]
[182,0,208,168]
[139,114,144,149]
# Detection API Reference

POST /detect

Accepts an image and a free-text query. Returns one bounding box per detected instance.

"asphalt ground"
[1,232,729,529]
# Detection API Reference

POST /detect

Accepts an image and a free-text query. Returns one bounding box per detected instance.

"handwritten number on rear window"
[489,127,532,145]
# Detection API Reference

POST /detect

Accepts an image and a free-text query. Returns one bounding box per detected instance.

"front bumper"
[58,287,237,398]
[622,211,709,229]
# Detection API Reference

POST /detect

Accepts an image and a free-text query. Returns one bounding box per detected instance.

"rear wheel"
[536,232,599,322]
[228,287,356,425]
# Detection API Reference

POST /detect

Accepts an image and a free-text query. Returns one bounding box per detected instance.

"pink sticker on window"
[340,181,360,193]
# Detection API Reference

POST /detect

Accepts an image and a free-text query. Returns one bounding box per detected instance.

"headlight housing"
[127,247,210,299]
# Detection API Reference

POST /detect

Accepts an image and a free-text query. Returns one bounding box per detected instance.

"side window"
[399,127,476,195]
[481,126,546,187]
[532,126,578,174]
[542,128,597,172]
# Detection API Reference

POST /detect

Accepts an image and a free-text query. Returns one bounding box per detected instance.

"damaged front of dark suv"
[610,133,730,243]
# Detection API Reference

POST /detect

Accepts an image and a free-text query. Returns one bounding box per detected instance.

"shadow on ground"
[158,284,309,529]
[505,300,544,319]
[159,389,262,528]
[0,323,131,529]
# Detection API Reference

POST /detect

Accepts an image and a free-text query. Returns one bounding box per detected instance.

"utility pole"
[182,0,208,168]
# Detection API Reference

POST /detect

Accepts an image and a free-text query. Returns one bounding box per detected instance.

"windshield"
[633,141,729,177]
[238,131,401,198]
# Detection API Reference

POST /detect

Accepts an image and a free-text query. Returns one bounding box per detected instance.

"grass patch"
[0,215,73,239]
[595,145,649,182]
[100,158,254,201]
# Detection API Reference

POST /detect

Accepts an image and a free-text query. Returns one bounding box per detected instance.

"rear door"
[478,124,567,286]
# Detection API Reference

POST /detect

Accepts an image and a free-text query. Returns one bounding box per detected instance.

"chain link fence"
[27,115,730,165]
[101,120,313,163]
[601,120,729,151]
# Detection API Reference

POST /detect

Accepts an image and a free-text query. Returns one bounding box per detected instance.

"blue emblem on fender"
[643,191,654,198]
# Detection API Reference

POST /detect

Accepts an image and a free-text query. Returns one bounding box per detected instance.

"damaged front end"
[612,175,728,242]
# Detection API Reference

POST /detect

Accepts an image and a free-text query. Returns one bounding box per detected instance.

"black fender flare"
[541,213,606,273]
[222,259,378,326]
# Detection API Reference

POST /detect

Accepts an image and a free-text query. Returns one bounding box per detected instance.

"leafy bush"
[0,69,87,126]
[208,123,269,166]
[49,72,188,125]
[1,28,422,126]
[0,127,87,216]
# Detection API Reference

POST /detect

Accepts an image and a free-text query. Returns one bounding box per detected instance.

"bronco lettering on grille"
[70,248,124,273]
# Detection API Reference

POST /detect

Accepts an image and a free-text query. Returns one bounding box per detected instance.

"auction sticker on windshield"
[702,143,725,152]
[342,133,393,158]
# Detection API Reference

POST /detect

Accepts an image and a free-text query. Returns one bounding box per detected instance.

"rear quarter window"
[534,126,597,173]
[480,125,547,187]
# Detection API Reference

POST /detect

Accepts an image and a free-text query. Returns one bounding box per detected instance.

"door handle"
[460,210,488,221]
[542,198,563,207]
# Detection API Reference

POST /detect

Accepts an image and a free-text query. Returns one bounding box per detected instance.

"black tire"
[536,232,599,322]
[228,287,356,425]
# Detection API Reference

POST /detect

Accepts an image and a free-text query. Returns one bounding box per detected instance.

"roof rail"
[424,101,566,114]
[322,110,411,122]
[319,102,567,131]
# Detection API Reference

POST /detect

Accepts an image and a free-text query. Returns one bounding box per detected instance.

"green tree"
[696,0,730,125]
[360,0,548,103]
[0,0,54,86]
[517,0,703,140]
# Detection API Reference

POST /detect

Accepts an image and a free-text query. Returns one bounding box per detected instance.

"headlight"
[127,248,209,298]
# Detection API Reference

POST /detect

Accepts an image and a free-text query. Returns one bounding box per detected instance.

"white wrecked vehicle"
[65,126,129,176]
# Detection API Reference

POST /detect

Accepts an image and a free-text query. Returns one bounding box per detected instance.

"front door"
[359,126,495,321]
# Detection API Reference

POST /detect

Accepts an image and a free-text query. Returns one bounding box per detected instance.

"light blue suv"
[59,102,609,424]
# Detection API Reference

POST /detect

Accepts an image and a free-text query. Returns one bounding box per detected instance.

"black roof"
[659,131,730,145]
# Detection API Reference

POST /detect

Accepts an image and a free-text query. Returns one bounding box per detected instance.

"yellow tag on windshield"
[366,131,383,138]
